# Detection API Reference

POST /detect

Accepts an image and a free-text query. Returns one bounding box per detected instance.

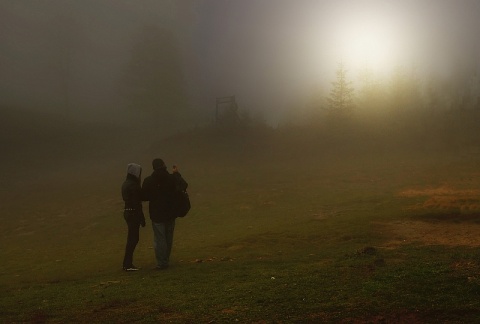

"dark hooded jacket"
[121,163,145,224]
[142,168,176,223]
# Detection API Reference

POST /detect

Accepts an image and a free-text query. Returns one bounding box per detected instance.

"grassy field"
[1,126,480,323]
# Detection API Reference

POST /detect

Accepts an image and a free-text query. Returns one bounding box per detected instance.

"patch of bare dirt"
[377,220,480,247]
[380,186,480,247]
[399,185,480,212]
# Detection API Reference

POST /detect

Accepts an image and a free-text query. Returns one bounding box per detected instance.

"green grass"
[2,131,480,323]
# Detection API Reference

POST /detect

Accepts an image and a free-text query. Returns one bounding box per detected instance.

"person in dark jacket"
[142,158,186,269]
[121,163,146,271]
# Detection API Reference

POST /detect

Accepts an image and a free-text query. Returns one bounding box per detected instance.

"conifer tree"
[388,65,421,112]
[327,62,355,118]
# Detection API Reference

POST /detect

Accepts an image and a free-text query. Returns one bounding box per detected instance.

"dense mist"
[1,0,480,184]
[1,0,479,126]
[2,4,480,321]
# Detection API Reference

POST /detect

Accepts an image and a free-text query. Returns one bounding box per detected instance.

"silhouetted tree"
[469,72,480,109]
[327,63,354,118]
[388,65,422,112]
[424,75,442,112]
[121,25,187,127]
[357,66,385,113]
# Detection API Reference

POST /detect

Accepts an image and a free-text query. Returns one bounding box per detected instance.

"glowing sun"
[332,13,404,76]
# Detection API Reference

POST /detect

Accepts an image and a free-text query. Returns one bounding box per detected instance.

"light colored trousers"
[151,220,175,267]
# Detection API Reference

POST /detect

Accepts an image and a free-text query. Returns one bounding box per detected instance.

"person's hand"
[172,165,179,173]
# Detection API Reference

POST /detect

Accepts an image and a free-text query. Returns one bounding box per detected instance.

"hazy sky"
[1,0,479,124]
[193,0,480,119]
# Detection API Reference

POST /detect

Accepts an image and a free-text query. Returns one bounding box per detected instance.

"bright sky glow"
[330,12,405,79]
[341,22,397,72]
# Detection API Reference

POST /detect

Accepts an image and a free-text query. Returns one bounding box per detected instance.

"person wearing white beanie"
[121,163,146,271]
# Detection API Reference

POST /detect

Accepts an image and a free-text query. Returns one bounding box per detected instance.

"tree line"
[290,62,480,151]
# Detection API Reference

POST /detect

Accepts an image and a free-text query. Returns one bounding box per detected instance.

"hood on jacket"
[127,163,142,179]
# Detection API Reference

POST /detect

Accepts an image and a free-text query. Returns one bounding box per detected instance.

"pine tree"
[357,66,386,115]
[327,62,355,118]
[388,65,421,112]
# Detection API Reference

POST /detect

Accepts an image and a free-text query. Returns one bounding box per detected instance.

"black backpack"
[172,173,191,218]
[172,189,191,218]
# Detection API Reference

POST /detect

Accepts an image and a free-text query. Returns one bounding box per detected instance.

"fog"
[3,3,480,320]
[1,0,479,128]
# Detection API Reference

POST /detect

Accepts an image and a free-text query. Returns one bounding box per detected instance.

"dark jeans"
[123,219,140,268]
